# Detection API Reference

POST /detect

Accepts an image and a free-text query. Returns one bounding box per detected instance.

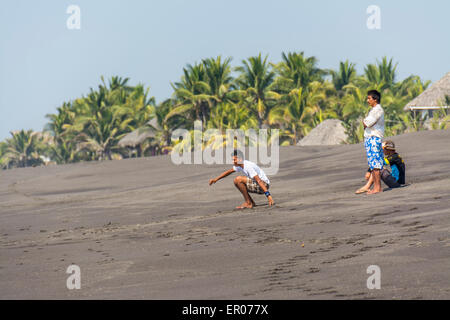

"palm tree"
[381,76,430,134]
[207,102,258,131]
[107,75,132,92]
[273,51,324,93]
[0,130,48,168]
[341,84,371,120]
[339,84,371,143]
[44,102,80,164]
[329,60,356,93]
[3,54,440,168]
[202,56,236,105]
[167,63,215,126]
[200,102,258,151]
[117,84,156,131]
[268,81,327,144]
[139,99,180,156]
[236,53,280,128]
[71,89,135,160]
[45,102,74,140]
[0,141,7,169]
[363,57,398,91]
[392,75,430,99]
[44,76,156,162]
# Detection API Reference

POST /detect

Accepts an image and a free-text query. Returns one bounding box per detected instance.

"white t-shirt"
[363,104,384,139]
[233,160,270,185]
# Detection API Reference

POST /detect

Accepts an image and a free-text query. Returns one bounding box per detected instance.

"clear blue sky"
[1,0,449,140]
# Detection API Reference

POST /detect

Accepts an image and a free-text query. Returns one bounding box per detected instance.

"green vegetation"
[1,53,441,170]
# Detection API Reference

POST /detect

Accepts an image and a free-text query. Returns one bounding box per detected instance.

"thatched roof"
[404,72,450,111]
[118,118,160,148]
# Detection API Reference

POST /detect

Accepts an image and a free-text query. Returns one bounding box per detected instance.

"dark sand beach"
[1,129,449,299]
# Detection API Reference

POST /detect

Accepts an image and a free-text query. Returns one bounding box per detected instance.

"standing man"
[209,150,274,209]
[356,90,385,194]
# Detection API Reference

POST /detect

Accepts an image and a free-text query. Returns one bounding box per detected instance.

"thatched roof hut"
[118,118,160,148]
[404,72,450,111]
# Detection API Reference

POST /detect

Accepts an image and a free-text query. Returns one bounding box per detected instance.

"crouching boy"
[209,150,274,209]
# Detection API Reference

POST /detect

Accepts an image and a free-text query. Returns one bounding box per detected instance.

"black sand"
[1,130,449,299]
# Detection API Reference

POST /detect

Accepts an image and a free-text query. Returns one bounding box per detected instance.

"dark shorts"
[246,177,269,194]
[381,168,401,188]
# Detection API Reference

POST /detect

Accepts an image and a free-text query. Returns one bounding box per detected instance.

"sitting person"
[380,140,405,187]
[356,140,405,193]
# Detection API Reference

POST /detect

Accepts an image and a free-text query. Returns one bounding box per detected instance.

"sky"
[1,0,449,141]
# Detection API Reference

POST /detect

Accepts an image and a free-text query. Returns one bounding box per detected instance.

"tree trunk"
[293,126,297,145]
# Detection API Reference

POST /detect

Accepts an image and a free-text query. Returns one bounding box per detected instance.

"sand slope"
[1,130,449,299]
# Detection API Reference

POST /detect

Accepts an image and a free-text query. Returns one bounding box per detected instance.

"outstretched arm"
[209,168,234,185]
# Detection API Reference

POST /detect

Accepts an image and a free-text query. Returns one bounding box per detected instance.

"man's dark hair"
[367,90,381,103]
[232,149,244,159]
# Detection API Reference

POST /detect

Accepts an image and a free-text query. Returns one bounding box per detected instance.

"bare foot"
[355,187,369,194]
[236,202,254,209]
[367,189,382,194]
